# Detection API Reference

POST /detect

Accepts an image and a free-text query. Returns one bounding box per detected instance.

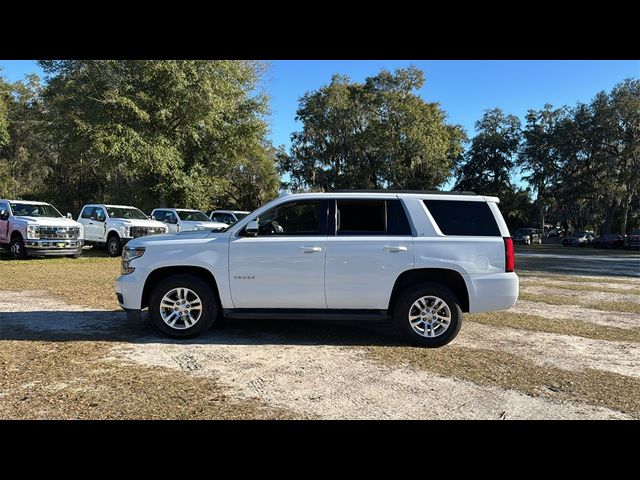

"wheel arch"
[388,268,470,313]
[142,265,221,310]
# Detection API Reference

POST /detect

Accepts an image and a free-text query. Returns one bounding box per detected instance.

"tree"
[518,104,567,230]
[38,60,278,213]
[279,67,466,191]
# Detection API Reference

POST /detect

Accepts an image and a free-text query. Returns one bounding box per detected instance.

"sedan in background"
[151,208,228,233]
[592,233,624,249]
[563,232,594,247]
[513,228,543,245]
[625,229,640,250]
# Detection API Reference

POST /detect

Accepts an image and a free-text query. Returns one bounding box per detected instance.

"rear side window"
[335,200,412,236]
[423,200,500,236]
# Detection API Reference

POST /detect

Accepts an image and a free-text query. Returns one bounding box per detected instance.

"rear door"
[78,206,98,241]
[324,198,414,309]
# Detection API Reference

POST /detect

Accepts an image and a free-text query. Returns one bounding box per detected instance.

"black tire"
[148,274,218,339]
[107,234,122,257]
[9,234,28,260]
[393,282,463,348]
[68,254,81,259]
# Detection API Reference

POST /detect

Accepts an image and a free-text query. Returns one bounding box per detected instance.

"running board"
[222,308,388,321]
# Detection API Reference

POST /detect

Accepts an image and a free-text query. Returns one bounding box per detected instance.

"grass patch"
[467,311,640,343]
[519,292,640,315]
[367,345,640,418]
[0,256,120,310]
[0,340,300,419]
[521,280,640,295]
[518,272,640,285]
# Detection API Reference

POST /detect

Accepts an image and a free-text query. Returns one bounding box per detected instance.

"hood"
[126,229,228,248]
[111,218,167,228]
[15,216,82,227]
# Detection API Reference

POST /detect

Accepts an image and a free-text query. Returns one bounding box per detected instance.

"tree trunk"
[620,190,635,234]
[600,197,620,235]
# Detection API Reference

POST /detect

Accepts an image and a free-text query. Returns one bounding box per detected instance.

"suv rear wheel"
[148,274,217,338]
[393,282,463,348]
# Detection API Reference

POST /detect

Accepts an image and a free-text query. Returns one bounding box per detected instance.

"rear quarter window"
[423,200,501,236]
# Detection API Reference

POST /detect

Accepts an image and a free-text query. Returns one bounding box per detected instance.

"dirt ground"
[1,245,639,419]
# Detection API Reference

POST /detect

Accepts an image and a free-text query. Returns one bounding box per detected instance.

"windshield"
[106,207,148,220]
[515,229,532,235]
[178,210,210,222]
[235,213,249,221]
[631,229,640,235]
[10,202,63,218]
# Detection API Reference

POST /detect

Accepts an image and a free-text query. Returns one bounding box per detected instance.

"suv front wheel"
[393,282,463,348]
[148,274,218,338]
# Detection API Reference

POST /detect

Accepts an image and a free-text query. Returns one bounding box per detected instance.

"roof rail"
[331,189,477,195]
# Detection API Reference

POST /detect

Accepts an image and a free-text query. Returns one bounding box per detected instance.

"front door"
[86,207,106,242]
[325,199,414,309]
[229,199,328,309]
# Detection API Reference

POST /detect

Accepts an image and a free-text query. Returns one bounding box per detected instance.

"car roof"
[85,204,138,208]
[211,209,250,214]
[272,192,495,202]
[2,199,51,205]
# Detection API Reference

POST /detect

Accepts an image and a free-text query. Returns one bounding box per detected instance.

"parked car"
[116,191,519,348]
[513,228,542,245]
[151,208,228,233]
[77,204,168,257]
[592,233,624,249]
[208,209,250,225]
[625,229,640,250]
[562,232,594,247]
[0,199,84,259]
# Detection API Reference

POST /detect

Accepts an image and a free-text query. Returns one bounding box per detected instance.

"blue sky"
[2,59,639,189]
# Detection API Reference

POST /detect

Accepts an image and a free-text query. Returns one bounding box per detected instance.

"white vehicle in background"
[77,204,168,257]
[208,209,250,225]
[0,199,84,259]
[151,208,227,233]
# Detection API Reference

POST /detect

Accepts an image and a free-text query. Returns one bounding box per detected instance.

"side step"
[222,308,388,321]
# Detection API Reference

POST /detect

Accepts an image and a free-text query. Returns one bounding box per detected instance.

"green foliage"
[279,67,466,191]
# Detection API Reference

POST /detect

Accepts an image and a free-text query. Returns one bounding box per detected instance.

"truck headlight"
[122,226,131,238]
[77,225,84,240]
[26,225,40,239]
[121,246,145,275]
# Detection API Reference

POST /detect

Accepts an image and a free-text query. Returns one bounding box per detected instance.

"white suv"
[115,191,519,347]
[78,204,168,257]
[150,208,227,233]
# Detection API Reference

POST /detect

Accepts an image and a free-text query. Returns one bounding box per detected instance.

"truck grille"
[39,226,81,240]
[130,226,166,238]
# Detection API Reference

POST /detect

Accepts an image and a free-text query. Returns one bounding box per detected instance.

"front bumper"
[25,239,84,256]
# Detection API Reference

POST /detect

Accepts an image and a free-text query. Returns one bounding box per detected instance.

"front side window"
[94,208,106,222]
[250,201,323,236]
[9,202,63,218]
[106,207,148,220]
[0,202,9,220]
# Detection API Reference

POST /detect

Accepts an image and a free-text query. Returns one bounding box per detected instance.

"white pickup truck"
[0,199,84,259]
[115,191,519,347]
[77,204,168,257]
[150,208,227,233]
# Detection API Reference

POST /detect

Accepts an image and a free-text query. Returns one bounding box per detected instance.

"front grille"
[130,226,165,238]
[39,226,80,240]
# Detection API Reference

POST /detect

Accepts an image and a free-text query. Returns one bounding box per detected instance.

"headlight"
[77,225,84,240]
[26,225,40,239]
[121,246,145,275]
[122,226,131,238]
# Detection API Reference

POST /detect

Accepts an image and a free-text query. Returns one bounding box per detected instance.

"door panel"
[0,202,9,243]
[228,200,328,308]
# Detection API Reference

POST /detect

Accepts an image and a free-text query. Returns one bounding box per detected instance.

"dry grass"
[0,340,300,419]
[0,256,120,310]
[519,292,640,315]
[518,272,640,285]
[521,280,640,296]
[367,345,640,418]
[467,311,640,343]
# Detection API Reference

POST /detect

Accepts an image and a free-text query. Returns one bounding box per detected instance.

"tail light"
[504,237,515,272]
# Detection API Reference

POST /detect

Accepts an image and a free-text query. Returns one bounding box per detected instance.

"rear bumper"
[25,239,84,256]
[467,272,519,313]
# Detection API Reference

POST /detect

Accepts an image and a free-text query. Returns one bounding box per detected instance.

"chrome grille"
[130,226,166,238]
[39,226,80,240]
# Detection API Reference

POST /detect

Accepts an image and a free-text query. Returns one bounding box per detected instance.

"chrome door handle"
[88,222,94,225]
[299,246,322,253]
[384,246,407,253]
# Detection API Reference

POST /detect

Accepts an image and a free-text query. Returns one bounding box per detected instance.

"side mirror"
[66,212,73,219]
[150,215,156,221]
[245,220,259,237]
[0,210,7,221]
